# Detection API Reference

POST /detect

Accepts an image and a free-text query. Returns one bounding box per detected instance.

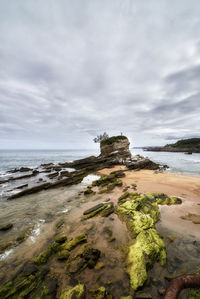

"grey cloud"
[0,0,200,148]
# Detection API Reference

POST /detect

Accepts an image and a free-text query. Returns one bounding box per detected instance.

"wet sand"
[98,167,200,240]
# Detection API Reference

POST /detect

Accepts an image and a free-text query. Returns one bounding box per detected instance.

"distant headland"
[145,138,200,154]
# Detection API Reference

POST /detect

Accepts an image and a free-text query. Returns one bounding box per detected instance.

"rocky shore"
[1,136,163,201]
[0,136,200,298]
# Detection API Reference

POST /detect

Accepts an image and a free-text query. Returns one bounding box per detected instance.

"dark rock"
[135,292,152,298]
[0,223,13,231]
[83,203,104,215]
[101,203,114,217]
[8,167,32,173]
[126,157,159,170]
[21,262,38,276]
[41,163,54,167]
[14,184,28,189]
[83,248,101,269]
[47,172,59,179]
[47,277,58,298]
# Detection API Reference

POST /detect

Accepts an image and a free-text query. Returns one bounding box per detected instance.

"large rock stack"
[100,135,132,162]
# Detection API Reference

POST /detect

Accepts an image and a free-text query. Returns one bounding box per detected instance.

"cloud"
[0,0,200,148]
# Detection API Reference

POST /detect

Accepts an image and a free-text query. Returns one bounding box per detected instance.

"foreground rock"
[116,192,182,291]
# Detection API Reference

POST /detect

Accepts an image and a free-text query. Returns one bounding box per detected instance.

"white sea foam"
[0,249,14,261]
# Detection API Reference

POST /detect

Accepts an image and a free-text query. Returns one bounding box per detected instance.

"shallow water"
[132,148,200,176]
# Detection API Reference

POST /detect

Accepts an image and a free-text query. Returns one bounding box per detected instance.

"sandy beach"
[98,167,200,239]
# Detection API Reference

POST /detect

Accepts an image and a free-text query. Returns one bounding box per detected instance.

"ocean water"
[0,149,99,173]
[132,148,200,176]
[0,148,200,175]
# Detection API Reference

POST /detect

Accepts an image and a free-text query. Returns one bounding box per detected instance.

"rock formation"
[5,135,161,200]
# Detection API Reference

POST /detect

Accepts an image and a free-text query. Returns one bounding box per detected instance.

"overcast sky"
[0,0,200,149]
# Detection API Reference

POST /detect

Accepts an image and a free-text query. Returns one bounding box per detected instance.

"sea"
[0,148,200,176]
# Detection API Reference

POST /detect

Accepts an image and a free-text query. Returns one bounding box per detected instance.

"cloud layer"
[0,0,200,148]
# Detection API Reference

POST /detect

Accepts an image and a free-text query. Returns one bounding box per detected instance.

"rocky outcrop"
[5,136,162,200]
[100,135,131,161]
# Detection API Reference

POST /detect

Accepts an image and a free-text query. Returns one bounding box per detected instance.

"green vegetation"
[115,191,182,291]
[82,203,112,220]
[188,269,200,299]
[59,284,85,299]
[100,135,127,146]
[169,138,200,148]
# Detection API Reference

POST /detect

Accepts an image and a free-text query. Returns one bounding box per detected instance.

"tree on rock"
[93,132,109,143]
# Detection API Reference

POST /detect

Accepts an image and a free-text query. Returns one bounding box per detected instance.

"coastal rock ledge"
[6,136,161,200]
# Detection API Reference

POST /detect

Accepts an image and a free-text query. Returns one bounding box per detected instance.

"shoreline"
[0,164,200,297]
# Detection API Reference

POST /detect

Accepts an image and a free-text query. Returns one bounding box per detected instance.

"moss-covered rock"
[34,246,53,265]
[84,188,96,196]
[188,269,200,299]
[60,233,87,251]
[55,219,65,229]
[55,235,68,244]
[0,266,50,298]
[126,229,166,291]
[144,192,182,205]
[83,203,112,220]
[57,249,70,260]
[115,192,179,291]
[115,196,160,237]
[59,283,85,299]
[89,286,111,299]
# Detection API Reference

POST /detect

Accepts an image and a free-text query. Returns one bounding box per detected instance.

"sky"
[0,0,200,149]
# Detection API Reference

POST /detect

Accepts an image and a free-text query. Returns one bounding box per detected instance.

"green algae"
[144,192,182,205]
[84,188,96,196]
[60,233,87,251]
[188,269,200,299]
[59,283,85,299]
[34,247,53,265]
[89,286,111,299]
[115,191,182,291]
[57,249,70,260]
[126,229,166,291]
[82,204,111,220]
[55,235,68,244]
[0,267,51,299]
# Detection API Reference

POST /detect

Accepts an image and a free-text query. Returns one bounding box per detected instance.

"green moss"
[0,281,13,297]
[115,197,160,237]
[83,204,110,220]
[57,249,70,260]
[59,284,85,299]
[56,219,65,229]
[131,183,137,189]
[100,135,127,146]
[188,269,200,299]
[55,235,68,244]
[126,229,166,291]
[84,189,96,196]
[89,286,108,299]
[144,192,182,205]
[60,233,87,251]
[120,297,132,299]
[34,247,53,265]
